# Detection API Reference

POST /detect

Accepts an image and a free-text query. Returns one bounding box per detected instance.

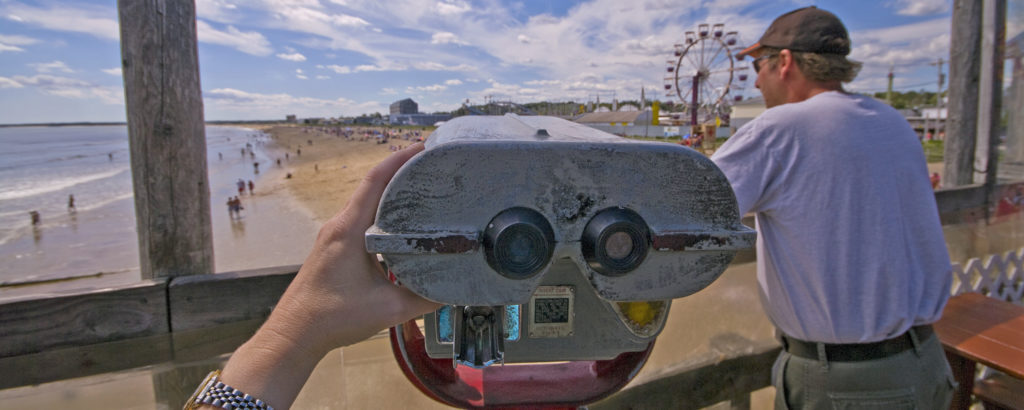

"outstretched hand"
[213,143,439,409]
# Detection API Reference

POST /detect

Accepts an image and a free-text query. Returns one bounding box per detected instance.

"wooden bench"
[974,373,1024,410]
[933,292,1024,410]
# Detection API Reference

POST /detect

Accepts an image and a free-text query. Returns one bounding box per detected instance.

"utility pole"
[886,64,894,105]
[929,58,946,140]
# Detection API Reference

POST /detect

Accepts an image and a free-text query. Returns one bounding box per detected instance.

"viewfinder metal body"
[367,114,754,367]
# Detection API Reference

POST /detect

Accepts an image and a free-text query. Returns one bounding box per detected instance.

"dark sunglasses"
[752,54,777,73]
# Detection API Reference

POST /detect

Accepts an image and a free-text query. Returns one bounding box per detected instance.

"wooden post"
[978,0,1005,189]
[944,0,983,187]
[1007,38,1024,168]
[118,0,213,279]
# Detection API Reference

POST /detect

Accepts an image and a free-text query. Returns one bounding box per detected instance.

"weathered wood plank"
[0,280,168,358]
[935,184,987,215]
[590,342,781,410]
[945,0,983,187]
[0,332,173,390]
[167,265,299,332]
[118,0,213,279]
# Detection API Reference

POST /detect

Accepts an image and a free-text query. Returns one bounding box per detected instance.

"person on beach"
[248,180,254,195]
[29,210,40,226]
[226,197,234,218]
[237,179,246,196]
[710,7,953,409]
[67,194,75,213]
[185,145,434,410]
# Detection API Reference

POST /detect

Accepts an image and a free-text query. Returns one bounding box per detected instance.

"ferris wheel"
[663,23,750,127]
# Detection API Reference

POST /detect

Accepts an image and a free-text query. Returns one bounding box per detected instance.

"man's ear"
[777,49,794,78]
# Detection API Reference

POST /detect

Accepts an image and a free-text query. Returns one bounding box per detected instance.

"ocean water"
[0,125,312,289]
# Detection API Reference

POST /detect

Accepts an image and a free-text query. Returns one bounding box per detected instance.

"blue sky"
[0,0,1020,123]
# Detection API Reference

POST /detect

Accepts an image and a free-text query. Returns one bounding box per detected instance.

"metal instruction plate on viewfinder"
[529,286,575,338]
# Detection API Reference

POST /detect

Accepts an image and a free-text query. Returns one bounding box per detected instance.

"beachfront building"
[285,114,297,123]
[390,98,418,115]
[388,98,451,125]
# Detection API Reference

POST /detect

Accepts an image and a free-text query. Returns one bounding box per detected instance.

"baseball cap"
[736,6,850,59]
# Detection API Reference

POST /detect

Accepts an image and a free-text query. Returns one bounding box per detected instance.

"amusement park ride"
[663,23,750,139]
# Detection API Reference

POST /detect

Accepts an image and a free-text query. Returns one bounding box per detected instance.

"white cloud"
[524,79,561,86]
[0,34,39,46]
[31,61,74,73]
[444,79,463,85]
[10,74,122,104]
[322,64,352,74]
[890,0,950,16]
[102,67,122,76]
[273,6,370,29]
[436,0,471,15]
[0,34,38,52]
[431,32,467,45]
[408,84,447,92]
[204,87,384,118]
[850,18,950,67]
[0,77,24,88]
[380,87,398,95]
[320,61,472,75]
[517,34,530,44]
[2,3,118,40]
[355,64,387,72]
[412,62,474,71]
[315,75,330,80]
[277,52,307,61]
[196,0,241,23]
[196,20,273,56]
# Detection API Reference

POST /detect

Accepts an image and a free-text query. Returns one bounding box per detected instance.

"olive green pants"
[773,330,956,409]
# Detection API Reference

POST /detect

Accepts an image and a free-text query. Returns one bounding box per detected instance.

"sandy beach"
[259,125,430,225]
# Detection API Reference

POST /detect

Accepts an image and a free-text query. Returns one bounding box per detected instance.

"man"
[710,7,955,409]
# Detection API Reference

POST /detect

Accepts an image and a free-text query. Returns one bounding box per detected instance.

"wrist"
[217,310,327,409]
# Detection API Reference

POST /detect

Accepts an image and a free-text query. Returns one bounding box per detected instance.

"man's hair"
[760,46,862,83]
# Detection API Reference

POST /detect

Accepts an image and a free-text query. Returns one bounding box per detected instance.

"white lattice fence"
[950,247,1024,304]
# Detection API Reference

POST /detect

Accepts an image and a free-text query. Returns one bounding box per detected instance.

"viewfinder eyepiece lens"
[483,208,555,280]
[582,208,650,276]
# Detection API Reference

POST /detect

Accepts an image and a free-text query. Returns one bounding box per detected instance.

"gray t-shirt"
[711,91,951,343]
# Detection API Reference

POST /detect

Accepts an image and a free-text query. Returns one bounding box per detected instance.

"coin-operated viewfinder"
[366,114,754,407]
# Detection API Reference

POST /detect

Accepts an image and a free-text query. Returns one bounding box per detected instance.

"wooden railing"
[0,265,298,389]
[1,181,1022,400]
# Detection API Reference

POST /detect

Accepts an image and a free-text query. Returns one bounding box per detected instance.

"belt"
[782,325,934,362]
